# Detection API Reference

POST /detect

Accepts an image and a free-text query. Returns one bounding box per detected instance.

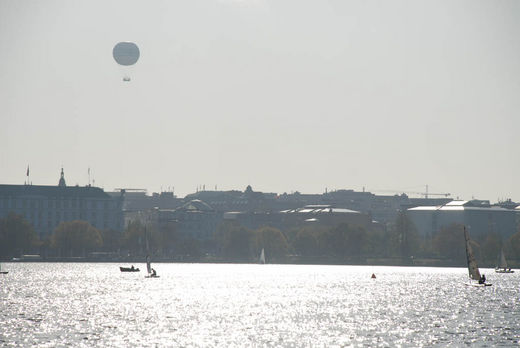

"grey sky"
[1,0,519,201]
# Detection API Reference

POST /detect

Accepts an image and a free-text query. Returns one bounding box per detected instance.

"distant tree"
[100,229,122,251]
[0,212,39,257]
[388,212,421,258]
[252,227,288,259]
[39,235,53,258]
[292,227,322,257]
[122,220,145,254]
[122,220,161,255]
[215,221,252,260]
[432,223,467,262]
[364,227,386,258]
[178,237,203,258]
[323,223,367,258]
[51,220,102,256]
[509,229,520,260]
[480,232,501,265]
[157,221,178,256]
[419,233,435,259]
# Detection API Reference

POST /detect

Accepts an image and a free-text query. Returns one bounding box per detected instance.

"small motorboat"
[120,266,140,272]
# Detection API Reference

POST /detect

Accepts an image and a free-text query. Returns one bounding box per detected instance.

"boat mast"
[464,227,481,281]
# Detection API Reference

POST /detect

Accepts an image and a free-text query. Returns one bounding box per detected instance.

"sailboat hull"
[120,267,140,272]
[464,282,492,287]
[0,271,7,274]
[495,269,514,273]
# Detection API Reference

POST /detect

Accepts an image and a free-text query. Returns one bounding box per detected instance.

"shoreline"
[5,256,512,269]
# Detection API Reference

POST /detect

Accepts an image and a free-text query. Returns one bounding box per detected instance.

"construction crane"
[372,185,450,199]
[113,188,147,193]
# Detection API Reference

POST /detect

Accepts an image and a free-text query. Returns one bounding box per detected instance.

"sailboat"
[495,248,514,273]
[464,227,491,287]
[144,227,159,278]
[259,248,266,264]
[144,254,158,278]
[0,262,8,275]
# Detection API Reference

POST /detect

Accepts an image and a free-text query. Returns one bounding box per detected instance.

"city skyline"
[3,165,517,203]
[1,1,519,346]
[1,1,519,202]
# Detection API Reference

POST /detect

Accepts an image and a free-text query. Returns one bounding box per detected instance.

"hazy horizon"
[1,0,519,202]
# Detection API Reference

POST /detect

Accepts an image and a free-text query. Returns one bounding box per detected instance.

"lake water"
[1,263,519,347]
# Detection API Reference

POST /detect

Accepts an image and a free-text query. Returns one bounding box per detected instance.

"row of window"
[35,219,121,236]
[0,198,116,210]
[17,211,113,221]
[23,215,118,230]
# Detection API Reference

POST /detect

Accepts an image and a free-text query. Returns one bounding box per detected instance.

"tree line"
[1,211,520,266]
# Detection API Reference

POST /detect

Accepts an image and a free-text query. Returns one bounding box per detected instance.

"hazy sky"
[1,0,519,201]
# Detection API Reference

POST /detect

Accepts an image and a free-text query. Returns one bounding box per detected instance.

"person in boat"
[479,274,486,284]
[131,265,135,271]
[151,268,157,277]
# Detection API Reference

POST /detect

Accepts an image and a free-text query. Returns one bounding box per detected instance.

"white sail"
[259,248,266,264]
[146,255,152,275]
[497,249,508,269]
[145,226,152,275]
[0,262,7,274]
[464,227,481,281]
[145,227,150,254]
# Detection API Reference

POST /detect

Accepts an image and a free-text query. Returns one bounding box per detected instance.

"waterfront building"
[407,200,519,239]
[107,189,182,212]
[158,186,452,227]
[279,205,371,230]
[156,199,219,241]
[223,204,373,232]
[184,185,279,213]
[0,169,124,239]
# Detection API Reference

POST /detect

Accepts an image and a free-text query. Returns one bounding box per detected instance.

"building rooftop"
[280,205,360,214]
[0,184,110,199]
[177,199,214,212]
[408,200,513,212]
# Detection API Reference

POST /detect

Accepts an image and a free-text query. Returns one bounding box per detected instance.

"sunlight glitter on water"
[0,263,519,347]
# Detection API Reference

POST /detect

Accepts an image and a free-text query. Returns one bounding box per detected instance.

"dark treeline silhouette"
[0,212,39,258]
[1,212,520,267]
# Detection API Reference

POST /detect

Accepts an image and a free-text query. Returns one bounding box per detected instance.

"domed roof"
[179,199,214,212]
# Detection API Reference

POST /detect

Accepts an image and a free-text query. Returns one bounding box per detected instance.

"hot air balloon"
[113,42,139,81]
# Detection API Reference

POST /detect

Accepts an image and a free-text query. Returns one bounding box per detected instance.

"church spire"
[58,167,66,187]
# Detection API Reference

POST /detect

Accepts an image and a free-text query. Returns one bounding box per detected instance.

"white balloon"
[113,42,140,66]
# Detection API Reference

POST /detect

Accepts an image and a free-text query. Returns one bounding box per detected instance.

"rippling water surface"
[1,263,519,347]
